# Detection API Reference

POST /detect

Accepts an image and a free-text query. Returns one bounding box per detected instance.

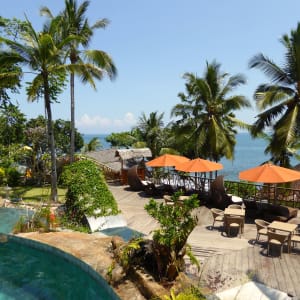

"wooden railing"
[84,156,121,183]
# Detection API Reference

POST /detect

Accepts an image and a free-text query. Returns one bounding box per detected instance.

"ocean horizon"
[82,132,299,181]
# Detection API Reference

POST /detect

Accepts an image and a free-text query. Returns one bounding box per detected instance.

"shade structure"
[146,154,190,167]
[175,158,223,173]
[239,163,300,183]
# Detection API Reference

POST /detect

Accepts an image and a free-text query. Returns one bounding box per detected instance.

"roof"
[115,148,152,161]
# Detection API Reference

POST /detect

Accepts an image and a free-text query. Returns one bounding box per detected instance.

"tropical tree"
[83,137,102,152]
[0,103,26,146]
[136,111,165,157]
[41,0,117,162]
[105,131,137,148]
[0,18,73,201]
[0,17,28,106]
[249,23,300,166]
[171,61,251,161]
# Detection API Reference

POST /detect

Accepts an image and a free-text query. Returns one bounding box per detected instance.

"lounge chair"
[127,165,160,195]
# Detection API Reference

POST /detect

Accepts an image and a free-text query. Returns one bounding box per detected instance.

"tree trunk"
[43,73,58,201]
[70,72,75,163]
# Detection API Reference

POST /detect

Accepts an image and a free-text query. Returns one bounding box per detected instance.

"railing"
[84,156,121,183]
[148,171,300,208]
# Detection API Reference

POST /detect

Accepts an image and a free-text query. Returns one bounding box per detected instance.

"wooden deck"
[108,183,300,298]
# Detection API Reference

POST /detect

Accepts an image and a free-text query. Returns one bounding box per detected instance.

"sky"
[2,0,300,134]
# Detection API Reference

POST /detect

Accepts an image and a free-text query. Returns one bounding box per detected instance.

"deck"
[108,183,300,298]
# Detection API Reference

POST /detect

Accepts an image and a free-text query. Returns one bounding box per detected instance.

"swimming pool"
[0,208,119,300]
[0,235,119,299]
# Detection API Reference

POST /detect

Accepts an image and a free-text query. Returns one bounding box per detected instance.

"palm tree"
[0,18,72,201]
[41,0,117,162]
[84,137,102,152]
[171,61,251,161]
[136,111,165,157]
[249,23,300,166]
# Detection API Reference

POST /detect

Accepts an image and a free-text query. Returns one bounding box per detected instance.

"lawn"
[0,185,67,204]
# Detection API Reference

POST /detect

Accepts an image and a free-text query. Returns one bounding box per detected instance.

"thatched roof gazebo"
[115,148,152,185]
[115,148,152,162]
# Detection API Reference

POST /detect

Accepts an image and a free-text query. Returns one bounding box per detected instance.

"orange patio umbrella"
[175,158,223,173]
[239,163,300,183]
[146,154,190,168]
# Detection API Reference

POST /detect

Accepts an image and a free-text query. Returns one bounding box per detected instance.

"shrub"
[60,159,119,227]
[0,167,5,185]
[6,167,21,187]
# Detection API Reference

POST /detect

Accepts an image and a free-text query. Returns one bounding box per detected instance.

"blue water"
[100,226,144,242]
[0,208,32,234]
[82,134,111,150]
[83,132,300,181]
[0,237,118,300]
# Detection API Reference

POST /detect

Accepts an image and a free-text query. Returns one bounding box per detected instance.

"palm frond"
[249,53,291,84]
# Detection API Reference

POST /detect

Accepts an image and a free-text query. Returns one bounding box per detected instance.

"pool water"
[100,226,144,241]
[0,236,118,300]
[0,207,32,234]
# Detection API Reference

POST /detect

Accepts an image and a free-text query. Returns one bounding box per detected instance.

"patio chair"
[127,165,157,194]
[210,208,224,230]
[291,231,300,250]
[224,215,243,238]
[227,204,242,209]
[254,219,270,243]
[267,231,289,258]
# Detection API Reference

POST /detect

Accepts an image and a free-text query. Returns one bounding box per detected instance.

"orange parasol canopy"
[146,154,190,167]
[175,158,223,173]
[239,163,300,183]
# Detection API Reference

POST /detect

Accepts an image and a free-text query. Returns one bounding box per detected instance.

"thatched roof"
[115,148,152,161]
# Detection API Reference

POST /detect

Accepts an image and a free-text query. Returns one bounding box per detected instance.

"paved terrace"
[18,182,300,299]
[109,183,300,298]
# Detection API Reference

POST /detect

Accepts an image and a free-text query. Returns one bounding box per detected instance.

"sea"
[82,132,299,182]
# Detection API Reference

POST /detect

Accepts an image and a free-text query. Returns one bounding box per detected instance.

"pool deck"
[17,183,300,299]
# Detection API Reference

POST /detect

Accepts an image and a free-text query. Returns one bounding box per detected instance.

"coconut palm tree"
[171,61,251,161]
[249,22,300,166]
[41,0,117,162]
[0,18,73,201]
[136,111,165,157]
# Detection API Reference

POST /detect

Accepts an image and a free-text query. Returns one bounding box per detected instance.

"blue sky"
[2,0,300,134]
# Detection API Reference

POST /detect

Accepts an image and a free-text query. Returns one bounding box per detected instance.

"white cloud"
[76,112,137,134]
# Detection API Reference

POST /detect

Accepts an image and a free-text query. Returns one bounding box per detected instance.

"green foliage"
[171,61,250,160]
[0,104,26,145]
[225,180,257,198]
[118,237,143,272]
[162,286,206,300]
[6,167,21,187]
[106,132,137,148]
[60,159,119,228]
[0,167,5,185]
[83,137,102,152]
[144,192,199,280]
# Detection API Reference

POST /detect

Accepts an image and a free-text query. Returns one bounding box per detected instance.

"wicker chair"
[291,231,300,251]
[210,208,224,230]
[267,231,289,258]
[254,219,270,243]
[224,215,244,238]
[228,204,242,209]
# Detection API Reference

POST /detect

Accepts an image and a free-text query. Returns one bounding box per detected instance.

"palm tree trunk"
[43,74,58,201]
[70,72,75,163]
